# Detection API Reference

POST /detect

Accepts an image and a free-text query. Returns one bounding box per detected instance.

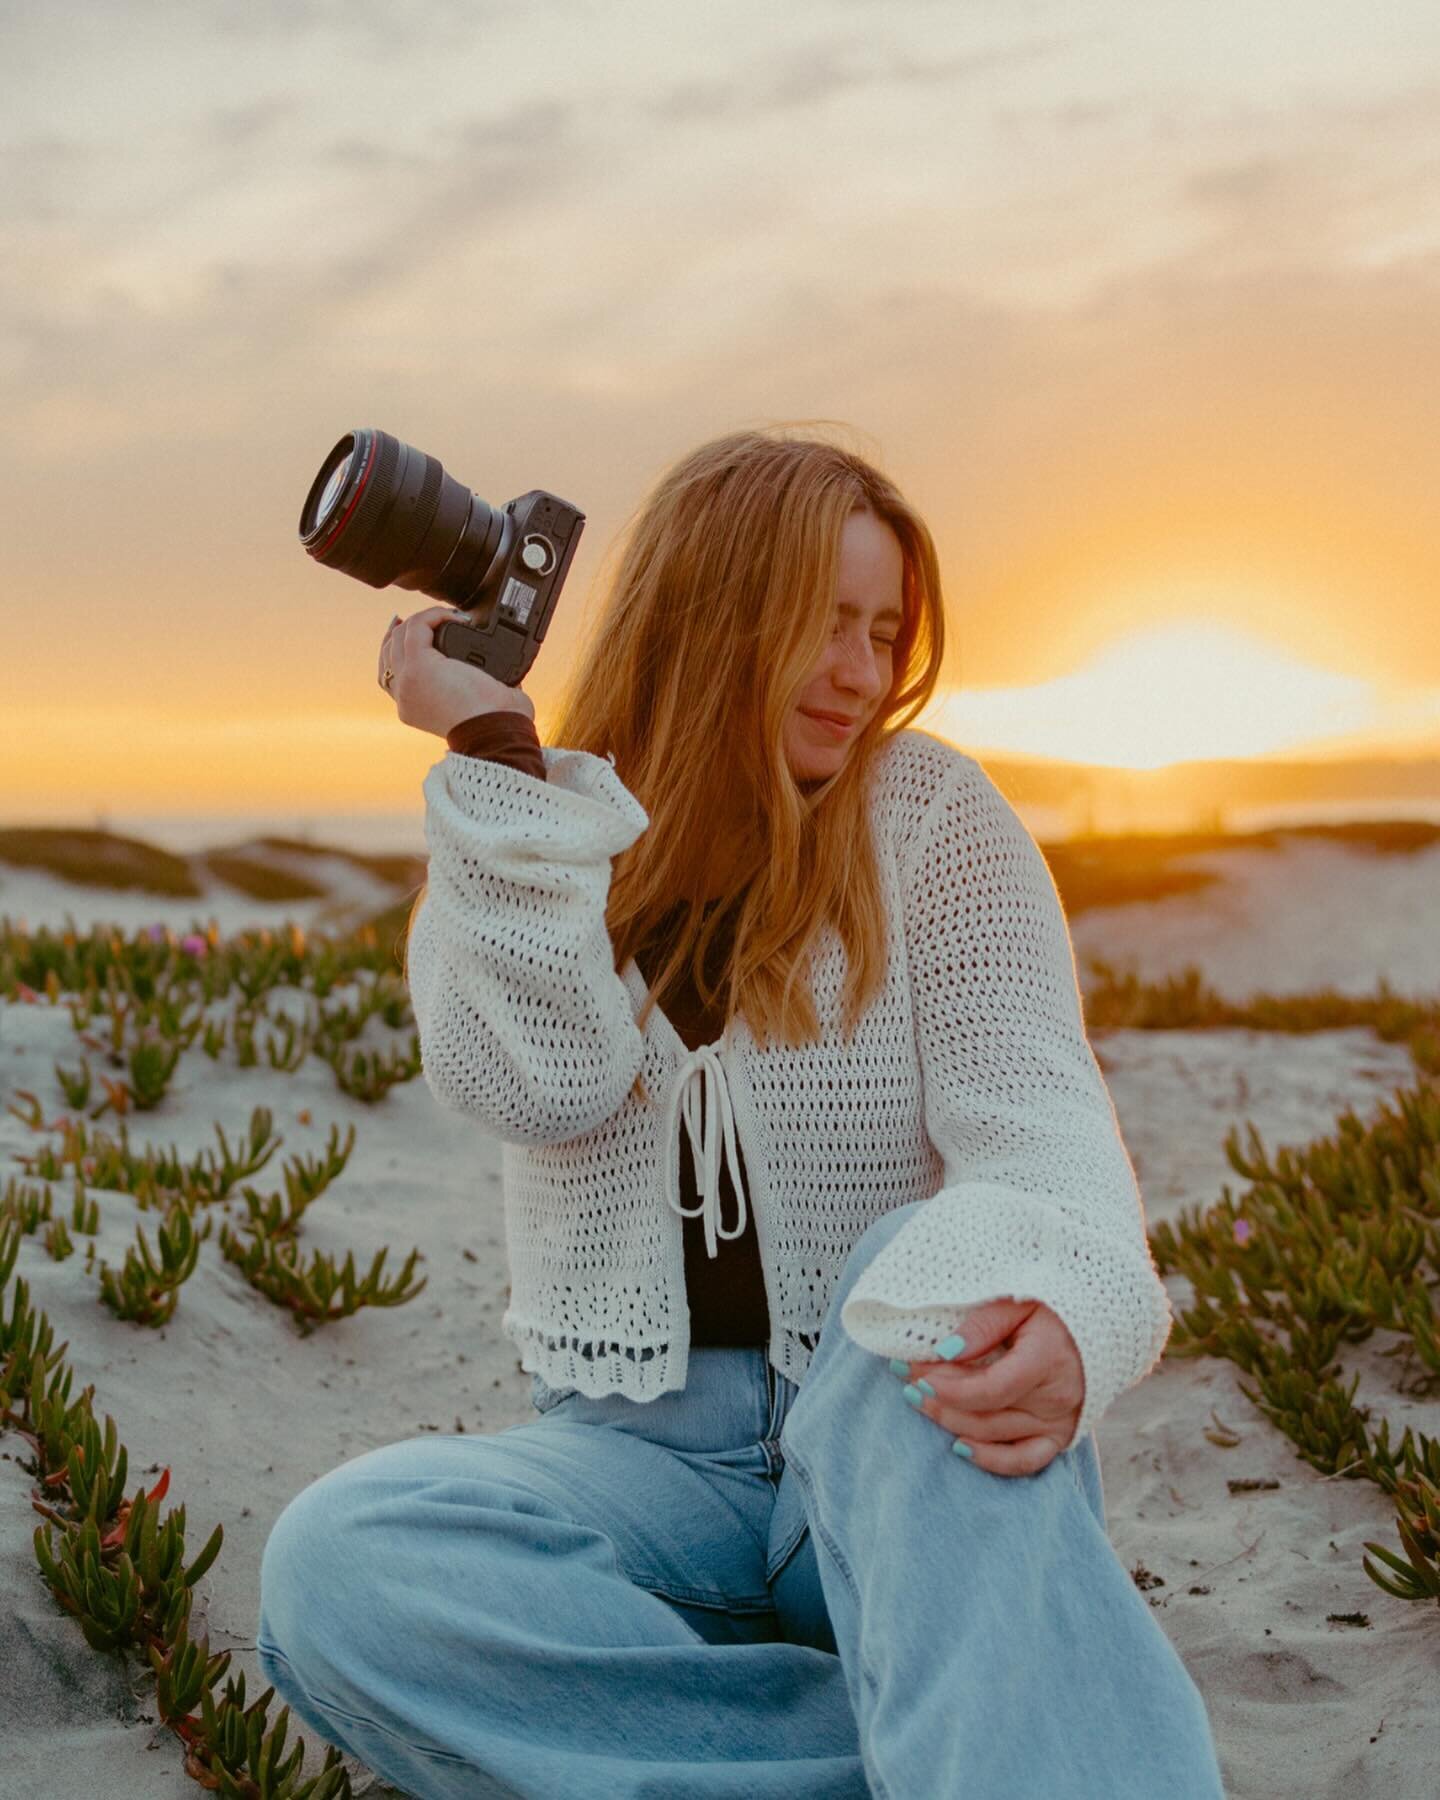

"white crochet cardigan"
[406,727,1173,1454]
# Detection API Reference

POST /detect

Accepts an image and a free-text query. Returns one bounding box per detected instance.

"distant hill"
[3,813,1438,948]
[973,752,1440,837]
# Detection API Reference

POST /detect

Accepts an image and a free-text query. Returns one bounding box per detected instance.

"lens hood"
[298,427,511,608]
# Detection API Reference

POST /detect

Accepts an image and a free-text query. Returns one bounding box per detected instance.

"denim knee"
[257,1467,356,1665]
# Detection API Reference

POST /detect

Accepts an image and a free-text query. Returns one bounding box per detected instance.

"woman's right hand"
[379,605,537,738]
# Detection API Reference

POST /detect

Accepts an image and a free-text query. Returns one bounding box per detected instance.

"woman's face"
[784,507,905,781]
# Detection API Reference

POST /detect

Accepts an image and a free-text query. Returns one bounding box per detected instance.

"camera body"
[426,487,583,685]
[298,427,586,686]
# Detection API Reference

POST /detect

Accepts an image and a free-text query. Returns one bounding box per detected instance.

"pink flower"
[180,934,208,957]
[1233,1218,1253,1245]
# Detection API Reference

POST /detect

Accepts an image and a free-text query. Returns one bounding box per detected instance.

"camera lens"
[313,450,352,528]
[298,427,513,608]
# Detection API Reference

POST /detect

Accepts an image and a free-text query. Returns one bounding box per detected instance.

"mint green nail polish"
[951,1440,973,1459]
[935,1335,967,1361]
[902,1384,925,1408]
[914,1377,936,1398]
[889,1358,909,1377]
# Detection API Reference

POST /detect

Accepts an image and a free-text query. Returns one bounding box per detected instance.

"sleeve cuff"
[424,745,650,877]
[838,1185,1174,1454]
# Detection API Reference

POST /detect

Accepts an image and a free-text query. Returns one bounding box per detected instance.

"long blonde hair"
[404,422,947,1106]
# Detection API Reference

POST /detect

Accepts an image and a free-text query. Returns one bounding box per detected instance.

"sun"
[935,621,1386,769]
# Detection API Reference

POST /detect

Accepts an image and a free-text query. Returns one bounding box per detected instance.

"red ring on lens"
[311,432,379,559]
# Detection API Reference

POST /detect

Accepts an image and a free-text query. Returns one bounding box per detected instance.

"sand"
[1069,835,1440,1002]
[1,833,1437,1798]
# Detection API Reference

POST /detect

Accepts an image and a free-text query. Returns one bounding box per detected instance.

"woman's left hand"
[895,1299,1084,1477]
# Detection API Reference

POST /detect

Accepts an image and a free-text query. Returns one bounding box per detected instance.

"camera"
[298,427,586,686]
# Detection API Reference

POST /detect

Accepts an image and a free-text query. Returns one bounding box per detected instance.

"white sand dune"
[1,840,1437,1799]
[1070,836,1440,1001]
[0,837,415,944]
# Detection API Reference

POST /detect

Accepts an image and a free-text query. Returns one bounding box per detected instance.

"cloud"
[1184,155,1300,213]
[0,85,594,458]
[0,133,92,202]
[206,95,301,149]
[641,30,1097,122]
[8,0,532,46]
[1046,98,1124,130]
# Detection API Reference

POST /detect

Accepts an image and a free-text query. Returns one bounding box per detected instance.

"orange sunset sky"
[3,1,1440,832]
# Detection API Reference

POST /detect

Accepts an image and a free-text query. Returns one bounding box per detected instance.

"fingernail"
[934,1335,967,1361]
[901,1384,926,1408]
[951,1440,974,1459]
[888,1359,909,1377]
[913,1377,935,1397]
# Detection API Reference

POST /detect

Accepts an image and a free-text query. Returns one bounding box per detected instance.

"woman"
[257,426,1226,1798]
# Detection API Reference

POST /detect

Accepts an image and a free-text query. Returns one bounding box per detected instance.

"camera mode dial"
[520,534,557,577]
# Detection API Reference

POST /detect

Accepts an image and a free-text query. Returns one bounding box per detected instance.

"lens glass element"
[315,452,353,528]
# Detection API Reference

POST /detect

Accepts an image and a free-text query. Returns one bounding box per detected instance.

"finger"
[401,604,459,635]
[892,1345,1004,1386]
[936,1396,1044,1440]
[400,605,462,658]
[902,1380,1055,1442]
[954,1434,1062,1478]
[934,1405,1047,1445]
[378,613,401,688]
[913,1337,1040,1413]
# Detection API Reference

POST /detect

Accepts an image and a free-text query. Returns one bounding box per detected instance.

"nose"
[831,637,887,703]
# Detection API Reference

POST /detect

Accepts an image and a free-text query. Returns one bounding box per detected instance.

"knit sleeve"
[838,755,1173,1454]
[405,745,652,1146]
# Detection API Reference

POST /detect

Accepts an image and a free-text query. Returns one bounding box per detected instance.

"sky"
[4,0,1440,826]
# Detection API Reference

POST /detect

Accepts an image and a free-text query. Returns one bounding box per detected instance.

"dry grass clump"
[0,828,201,898]
[1271,820,1440,856]
[1081,959,1440,1077]
[1038,817,1440,918]
[1040,835,1227,915]
[0,825,424,911]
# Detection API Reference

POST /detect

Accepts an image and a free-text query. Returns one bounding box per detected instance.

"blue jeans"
[256,1201,1225,1798]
